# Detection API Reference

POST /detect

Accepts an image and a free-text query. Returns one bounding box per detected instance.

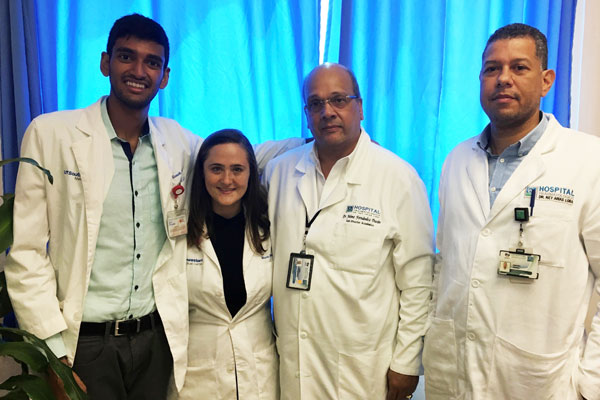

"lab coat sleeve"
[253,138,305,174]
[429,158,449,324]
[5,119,68,342]
[389,172,434,376]
[577,176,600,400]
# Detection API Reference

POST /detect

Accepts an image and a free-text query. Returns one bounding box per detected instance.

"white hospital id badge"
[498,248,540,279]
[286,252,314,290]
[167,209,188,238]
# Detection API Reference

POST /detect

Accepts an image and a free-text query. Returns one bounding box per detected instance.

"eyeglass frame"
[304,94,359,114]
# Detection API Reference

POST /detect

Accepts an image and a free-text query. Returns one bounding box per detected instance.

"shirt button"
[499,158,505,163]
[300,332,308,339]
[136,254,141,260]
[136,222,140,228]
[467,332,476,341]
[129,314,133,319]
[490,186,496,192]
[471,279,480,288]
[135,191,139,196]
[134,285,139,291]
[227,365,234,373]
[482,229,491,237]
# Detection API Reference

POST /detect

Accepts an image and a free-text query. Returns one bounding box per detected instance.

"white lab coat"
[175,236,278,400]
[264,131,434,399]
[424,115,600,400]
[4,97,303,391]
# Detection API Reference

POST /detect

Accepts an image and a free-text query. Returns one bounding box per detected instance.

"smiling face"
[479,37,555,132]
[100,36,170,110]
[203,143,250,218]
[304,65,363,157]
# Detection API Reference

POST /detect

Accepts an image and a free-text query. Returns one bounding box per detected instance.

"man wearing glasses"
[263,63,434,400]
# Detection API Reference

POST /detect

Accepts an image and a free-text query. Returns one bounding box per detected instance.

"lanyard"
[302,209,321,253]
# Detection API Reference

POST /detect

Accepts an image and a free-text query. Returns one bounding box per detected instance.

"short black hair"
[106,14,170,68]
[484,23,548,69]
[302,63,361,102]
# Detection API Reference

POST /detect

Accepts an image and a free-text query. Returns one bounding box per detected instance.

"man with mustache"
[424,23,600,400]
[5,13,302,399]
[264,63,434,399]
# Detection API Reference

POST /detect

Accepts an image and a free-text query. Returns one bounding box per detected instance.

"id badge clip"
[168,184,187,238]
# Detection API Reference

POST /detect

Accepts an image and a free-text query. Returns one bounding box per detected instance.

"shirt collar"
[477,111,549,156]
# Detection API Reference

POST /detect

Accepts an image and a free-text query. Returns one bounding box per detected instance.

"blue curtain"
[0,0,42,193]
[32,0,319,143]
[324,0,577,222]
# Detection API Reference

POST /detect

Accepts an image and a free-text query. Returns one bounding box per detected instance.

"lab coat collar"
[475,114,562,221]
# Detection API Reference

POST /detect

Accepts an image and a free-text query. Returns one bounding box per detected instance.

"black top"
[211,210,247,317]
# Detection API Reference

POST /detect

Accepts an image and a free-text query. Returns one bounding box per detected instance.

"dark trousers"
[72,324,173,400]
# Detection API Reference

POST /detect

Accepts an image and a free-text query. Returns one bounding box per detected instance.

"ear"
[100,52,110,77]
[540,69,556,97]
[159,67,170,89]
[357,98,364,121]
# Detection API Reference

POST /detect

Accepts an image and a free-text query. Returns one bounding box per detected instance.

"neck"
[106,95,149,152]
[212,204,241,220]
[315,141,358,179]
[489,112,540,155]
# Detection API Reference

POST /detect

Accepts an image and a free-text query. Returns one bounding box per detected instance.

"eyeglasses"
[305,95,359,113]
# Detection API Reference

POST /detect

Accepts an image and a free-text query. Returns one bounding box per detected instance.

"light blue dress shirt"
[478,112,549,206]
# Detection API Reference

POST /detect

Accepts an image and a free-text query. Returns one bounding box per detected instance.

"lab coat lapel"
[150,121,176,249]
[466,142,491,219]
[295,147,318,216]
[72,101,114,224]
[488,122,558,220]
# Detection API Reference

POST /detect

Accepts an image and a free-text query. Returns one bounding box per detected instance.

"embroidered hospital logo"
[342,205,382,227]
[186,258,203,265]
[63,170,81,181]
[526,185,575,205]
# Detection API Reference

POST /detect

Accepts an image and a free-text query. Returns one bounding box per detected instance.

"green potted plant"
[0,158,87,400]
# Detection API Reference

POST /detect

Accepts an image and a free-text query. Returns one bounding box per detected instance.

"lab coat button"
[471,279,480,288]
[227,365,234,373]
[302,292,309,298]
[295,372,300,378]
[467,332,476,341]
[300,332,308,339]
[482,229,491,237]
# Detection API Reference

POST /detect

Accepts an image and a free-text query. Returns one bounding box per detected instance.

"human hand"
[47,357,87,400]
[385,369,418,400]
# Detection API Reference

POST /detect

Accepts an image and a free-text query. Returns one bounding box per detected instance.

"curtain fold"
[32,0,319,143]
[325,0,577,222]
[0,0,42,193]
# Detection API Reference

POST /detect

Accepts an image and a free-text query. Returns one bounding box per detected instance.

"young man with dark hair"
[5,13,302,399]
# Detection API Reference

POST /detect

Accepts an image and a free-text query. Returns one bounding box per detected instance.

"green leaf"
[0,388,29,399]
[0,158,53,185]
[0,195,15,254]
[0,375,54,400]
[0,342,48,373]
[0,328,87,400]
[0,271,13,318]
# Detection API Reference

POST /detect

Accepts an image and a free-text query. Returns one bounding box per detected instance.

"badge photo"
[286,252,314,290]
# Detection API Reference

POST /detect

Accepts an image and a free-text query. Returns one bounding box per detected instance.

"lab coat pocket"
[422,317,458,399]
[337,348,386,399]
[178,359,218,400]
[527,207,571,268]
[254,344,279,399]
[330,223,383,274]
[487,335,572,399]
